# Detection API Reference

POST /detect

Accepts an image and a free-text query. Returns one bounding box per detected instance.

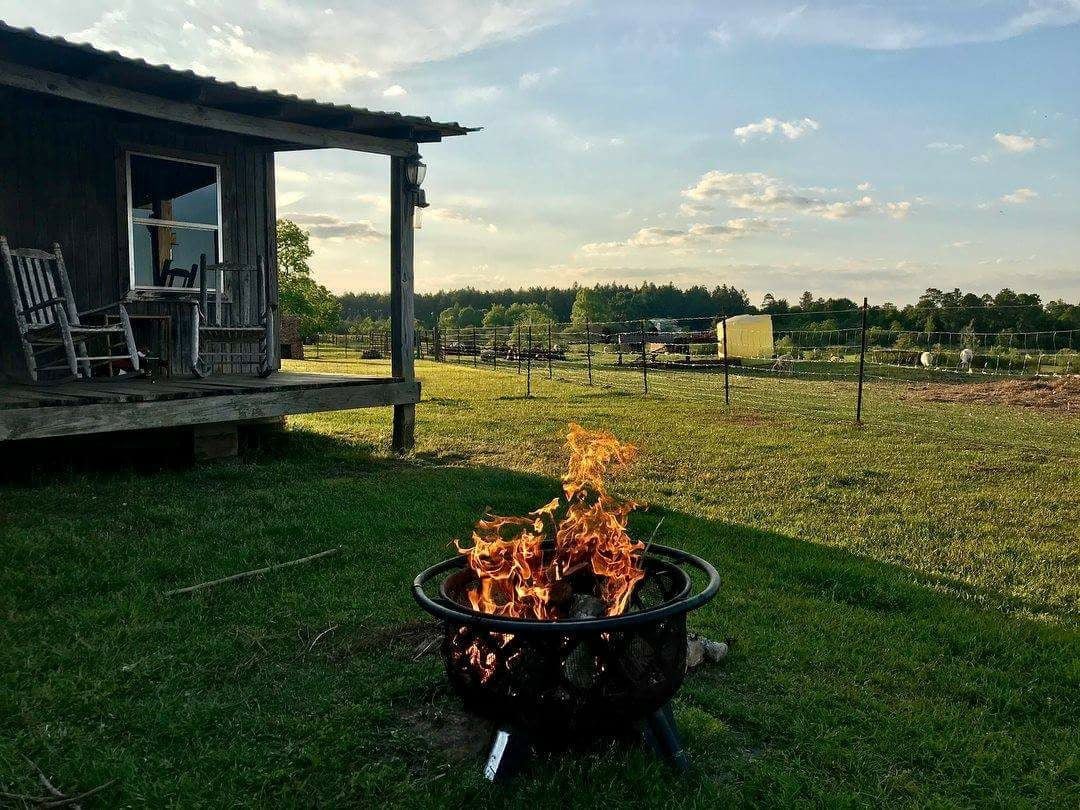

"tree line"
[339,284,1078,336]
[277,219,1077,341]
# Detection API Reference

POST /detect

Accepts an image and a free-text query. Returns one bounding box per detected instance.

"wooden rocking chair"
[189,254,276,378]
[1,237,141,382]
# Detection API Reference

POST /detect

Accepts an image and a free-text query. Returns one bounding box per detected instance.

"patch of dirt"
[401,698,493,763]
[903,375,1080,415]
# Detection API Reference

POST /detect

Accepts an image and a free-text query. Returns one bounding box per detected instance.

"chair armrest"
[79,300,128,318]
[23,297,67,316]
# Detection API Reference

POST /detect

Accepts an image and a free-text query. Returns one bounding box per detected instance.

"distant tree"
[437,305,462,331]
[760,294,790,314]
[570,287,612,324]
[276,219,341,338]
[457,305,483,327]
[483,304,514,327]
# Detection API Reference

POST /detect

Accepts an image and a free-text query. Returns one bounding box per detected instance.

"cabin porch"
[0,371,419,447]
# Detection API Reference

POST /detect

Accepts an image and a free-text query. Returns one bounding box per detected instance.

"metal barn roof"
[0,20,476,145]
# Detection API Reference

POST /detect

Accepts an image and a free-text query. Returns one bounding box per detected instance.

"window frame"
[125,150,224,292]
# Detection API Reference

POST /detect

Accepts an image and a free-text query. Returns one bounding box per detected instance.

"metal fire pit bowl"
[412,543,720,777]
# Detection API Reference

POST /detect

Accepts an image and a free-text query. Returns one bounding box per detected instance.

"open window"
[127,152,222,290]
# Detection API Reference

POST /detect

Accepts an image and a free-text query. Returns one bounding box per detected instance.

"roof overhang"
[0,21,479,156]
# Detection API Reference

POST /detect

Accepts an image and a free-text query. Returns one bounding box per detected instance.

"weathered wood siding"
[0,88,279,379]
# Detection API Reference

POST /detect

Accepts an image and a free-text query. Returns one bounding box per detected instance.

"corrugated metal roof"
[0,20,478,141]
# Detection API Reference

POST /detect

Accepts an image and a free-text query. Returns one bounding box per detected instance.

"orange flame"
[455,424,644,619]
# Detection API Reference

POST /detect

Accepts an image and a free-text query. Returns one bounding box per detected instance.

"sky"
[2,1,1078,304]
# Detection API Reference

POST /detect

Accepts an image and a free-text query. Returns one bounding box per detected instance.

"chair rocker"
[189,253,276,378]
[1,237,140,382]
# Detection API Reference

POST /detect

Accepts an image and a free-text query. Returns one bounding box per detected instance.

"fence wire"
[305,312,1078,457]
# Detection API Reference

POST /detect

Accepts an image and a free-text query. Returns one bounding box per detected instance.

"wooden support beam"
[0,60,419,157]
[390,156,416,452]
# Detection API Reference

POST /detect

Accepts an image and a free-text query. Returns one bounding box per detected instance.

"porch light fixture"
[405,155,428,229]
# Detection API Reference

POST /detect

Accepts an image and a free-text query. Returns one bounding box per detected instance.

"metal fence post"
[493,327,498,371]
[856,296,868,425]
[585,316,593,385]
[517,329,522,374]
[722,315,730,406]
[547,323,553,380]
[640,319,648,395]
[526,324,533,397]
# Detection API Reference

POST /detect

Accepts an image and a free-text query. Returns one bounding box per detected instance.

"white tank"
[717,314,774,359]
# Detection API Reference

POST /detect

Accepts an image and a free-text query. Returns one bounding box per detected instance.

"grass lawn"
[2,358,1077,807]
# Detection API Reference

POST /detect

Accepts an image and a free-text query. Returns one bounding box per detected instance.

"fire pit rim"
[412,542,720,634]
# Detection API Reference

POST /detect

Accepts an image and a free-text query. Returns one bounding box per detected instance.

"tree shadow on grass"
[1,429,1076,807]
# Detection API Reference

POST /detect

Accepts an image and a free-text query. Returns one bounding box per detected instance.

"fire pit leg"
[483,727,530,782]
[643,703,690,773]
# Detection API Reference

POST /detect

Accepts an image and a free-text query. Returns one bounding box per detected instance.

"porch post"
[390,154,416,451]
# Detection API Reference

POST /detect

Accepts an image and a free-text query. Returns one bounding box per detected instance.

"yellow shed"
[717,314,774,359]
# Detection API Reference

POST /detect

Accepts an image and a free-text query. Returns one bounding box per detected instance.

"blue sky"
[2,1,1078,303]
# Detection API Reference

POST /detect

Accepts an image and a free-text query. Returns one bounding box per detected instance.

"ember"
[454,424,645,619]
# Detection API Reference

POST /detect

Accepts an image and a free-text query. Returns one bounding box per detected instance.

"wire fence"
[305,308,1078,455]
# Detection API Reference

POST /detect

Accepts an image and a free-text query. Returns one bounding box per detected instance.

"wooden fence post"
[640,319,648,395]
[856,296,868,425]
[722,315,730,406]
[493,327,498,371]
[517,329,522,374]
[585,316,593,385]
[473,326,478,367]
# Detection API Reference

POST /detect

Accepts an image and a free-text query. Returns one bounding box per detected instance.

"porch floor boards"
[0,372,420,441]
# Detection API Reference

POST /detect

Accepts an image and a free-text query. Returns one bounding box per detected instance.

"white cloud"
[945,241,973,248]
[971,153,992,164]
[580,217,778,254]
[733,116,820,143]
[993,132,1049,153]
[857,181,873,191]
[680,170,913,221]
[884,201,912,220]
[288,213,385,241]
[276,166,312,186]
[707,25,732,45]
[456,85,503,103]
[276,191,307,208]
[382,84,407,98]
[519,66,560,88]
[715,1,1080,50]
[926,142,965,152]
[426,198,498,233]
[57,1,577,99]
[1000,187,1038,204]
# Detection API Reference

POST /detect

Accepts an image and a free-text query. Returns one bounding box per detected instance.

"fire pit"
[411,424,720,780]
[413,542,719,778]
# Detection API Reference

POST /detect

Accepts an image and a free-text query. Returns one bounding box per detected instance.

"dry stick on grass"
[165,549,340,597]
[1,778,117,809]
[308,624,339,652]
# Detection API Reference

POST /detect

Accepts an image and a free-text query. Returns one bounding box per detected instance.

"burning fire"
[455,424,645,619]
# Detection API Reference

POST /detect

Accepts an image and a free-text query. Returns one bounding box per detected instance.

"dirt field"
[904,375,1080,414]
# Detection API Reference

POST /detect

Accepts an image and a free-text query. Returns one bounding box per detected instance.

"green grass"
[1,357,1077,807]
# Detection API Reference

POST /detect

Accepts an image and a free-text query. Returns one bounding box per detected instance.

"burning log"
[569,594,605,619]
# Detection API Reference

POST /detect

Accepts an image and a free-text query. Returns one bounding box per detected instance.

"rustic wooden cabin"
[0,22,475,455]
